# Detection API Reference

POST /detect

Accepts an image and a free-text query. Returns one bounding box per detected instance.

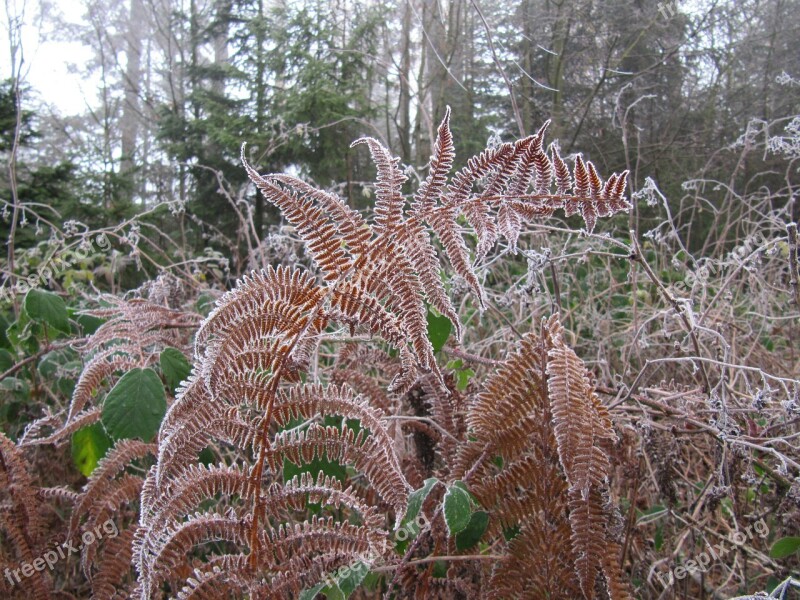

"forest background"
[1,0,800,598]
[3,0,797,271]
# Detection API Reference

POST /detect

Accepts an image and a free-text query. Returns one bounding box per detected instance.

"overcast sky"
[2,0,96,115]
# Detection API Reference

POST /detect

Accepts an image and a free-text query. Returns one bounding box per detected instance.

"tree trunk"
[120,0,147,200]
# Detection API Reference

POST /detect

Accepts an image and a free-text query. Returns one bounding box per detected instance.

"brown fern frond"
[568,485,610,598]
[483,137,536,202]
[546,316,616,498]
[203,313,309,396]
[70,439,155,536]
[532,126,554,196]
[144,513,250,594]
[0,513,53,600]
[66,349,141,423]
[16,414,61,446]
[19,295,198,452]
[362,246,438,381]
[447,143,515,209]
[351,136,407,236]
[497,202,523,252]
[572,155,595,231]
[84,472,142,536]
[453,315,628,599]
[552,143,573,198]
[276,471,383,527]
[448,141,517,260]
[241,157,355,281]
[88,525,137,600]
[135,464,252,593]
[411,106,454,217]
[601,539,634,600]
[134,111,636,599]
[19,407,101,447]
[428,205,487,308]
[0,433,52,599]
[488,516,580,599]
[610,170,630,212]
[173,559,246,600]
[417,373,465,470]
[463,331,548,458]
[270,174,372,257]
[255,553,368,599]
[39,486,80,504]
[269,516,384,564]
[140,463,251,533]
[0,432,46,542]
[154,376,234,491]
[407,221,464,341]
[158,374,214,442]
[330,367,393,413]
[78,296,197,353]
[328,250,436,392]
[196,266,324,355]
[545,315,622,598]
[268,423,409,519]
[353,135,463,339]
[272,384,400,469]
[329,278,407,347]
[197,269,329,399]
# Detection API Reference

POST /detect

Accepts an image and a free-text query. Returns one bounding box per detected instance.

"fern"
[131,109,631,598]
[20,284,200,448]
[0,432,52,600]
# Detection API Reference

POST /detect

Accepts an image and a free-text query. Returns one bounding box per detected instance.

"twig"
[629,230,712,394]
[443,346,501,367]
[372,553,503,573]
[0,342,69,382]
[788,222,800,307]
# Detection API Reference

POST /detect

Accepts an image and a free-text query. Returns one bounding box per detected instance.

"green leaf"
[101,368,167,442]
[160,347,191,393]
[321,585,345,600]
[0,376,29,399]
[0,312,10,348]
[636,505,667,525]
[300,578,349,600]
[765,575,781,593]
[431,560,447,577]
[76,313,105,335]
[0,348,14,372]
[455,510,488,550]
[654,523,664,551]
[360,571,381,591]
[24,289,69,332]
[71,423,112,476]
[426,311,451,353]
[452,480,480,505]
[37,347,79,379]
[443,483,472,536]
[770,537,800,559]
[198,446,216,466]
[299,583,326,600]
[336,561,370,596]
[455,368,474,391]
[401,477,438,529]
[196,293,217,316]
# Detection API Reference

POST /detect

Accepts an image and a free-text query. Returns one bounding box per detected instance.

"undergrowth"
[0,108,799,599]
